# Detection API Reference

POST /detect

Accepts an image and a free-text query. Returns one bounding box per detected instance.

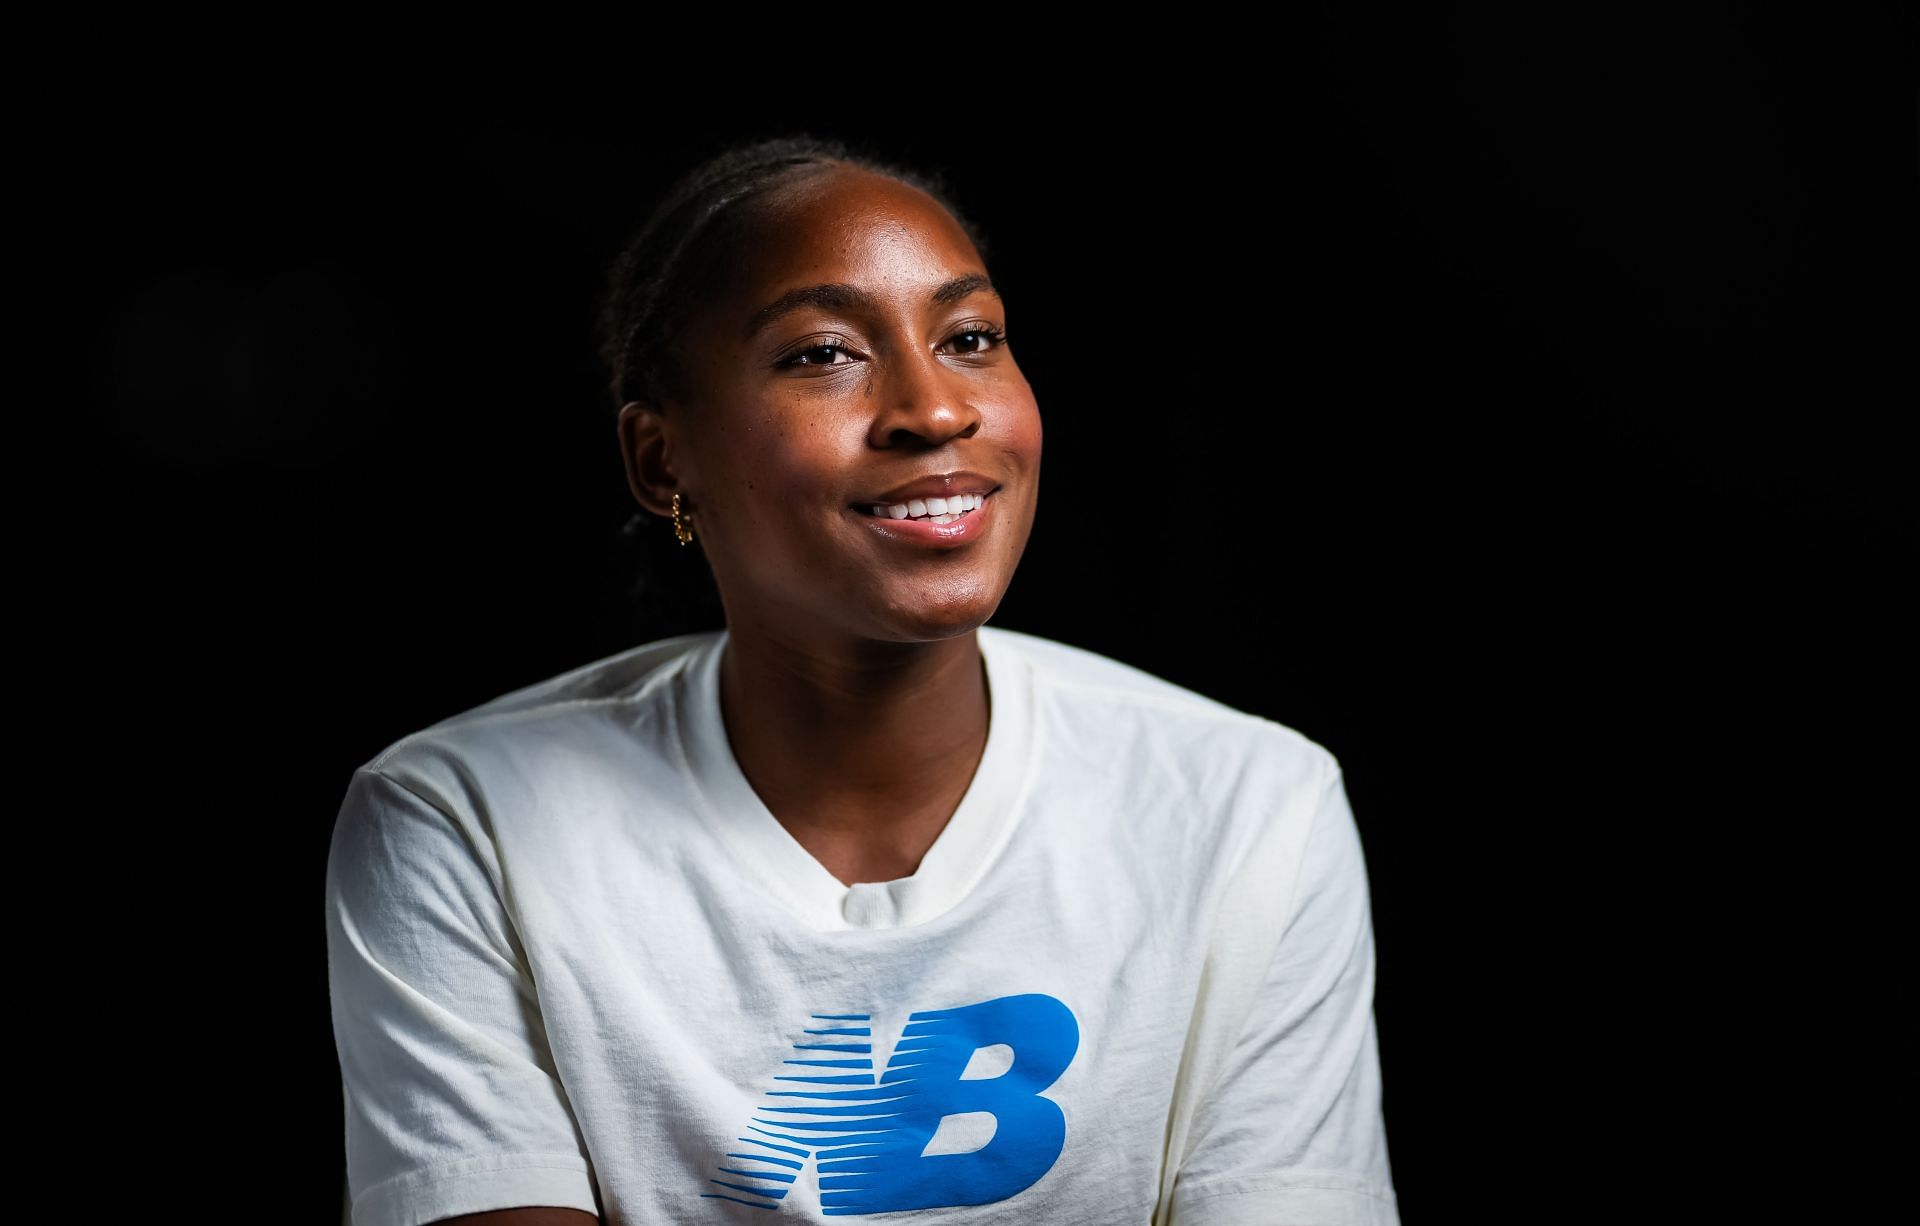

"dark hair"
[595,133,993,638]
[595,132,991,420]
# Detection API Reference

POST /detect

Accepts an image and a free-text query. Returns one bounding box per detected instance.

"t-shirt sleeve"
[324,764,602,1226]
[1167,755,1400,1226]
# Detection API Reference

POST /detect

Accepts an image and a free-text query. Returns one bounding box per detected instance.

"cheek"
[995,390,1045,472]
[1013,405,1043,462]
[715,416,848,522]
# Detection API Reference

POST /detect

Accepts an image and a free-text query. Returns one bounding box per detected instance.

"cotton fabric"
[325,624,1398,1225]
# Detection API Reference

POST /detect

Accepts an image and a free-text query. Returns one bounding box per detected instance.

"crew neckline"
[673,626,1035,932]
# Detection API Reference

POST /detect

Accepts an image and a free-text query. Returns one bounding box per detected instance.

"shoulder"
[983,623,1334,756]
[982,624,1336,791]
[351,629,719,800]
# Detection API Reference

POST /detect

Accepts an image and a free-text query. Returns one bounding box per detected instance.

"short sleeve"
[1168,758,1399,1225]
[324,765,602,1226]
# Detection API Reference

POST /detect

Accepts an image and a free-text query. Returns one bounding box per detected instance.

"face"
[619,166,1043,647]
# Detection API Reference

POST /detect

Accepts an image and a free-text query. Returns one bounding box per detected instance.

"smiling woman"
[324,134,1399,1226]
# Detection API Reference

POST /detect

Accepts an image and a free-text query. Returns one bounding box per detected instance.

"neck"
[715,621,991,887]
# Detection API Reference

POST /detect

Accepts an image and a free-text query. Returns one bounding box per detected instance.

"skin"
[429,1212,597,1226]
[422,165,1042,1226]
[614,163,1044,888]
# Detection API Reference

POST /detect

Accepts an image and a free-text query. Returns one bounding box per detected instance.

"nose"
[866,348,982,449]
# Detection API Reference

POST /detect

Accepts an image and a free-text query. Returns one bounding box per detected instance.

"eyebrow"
[742,273,1000,341]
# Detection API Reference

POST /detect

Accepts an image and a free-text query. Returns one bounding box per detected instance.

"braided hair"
[594,133,994,637]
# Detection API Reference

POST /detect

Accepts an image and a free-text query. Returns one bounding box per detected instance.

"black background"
[21,12,1912,1222]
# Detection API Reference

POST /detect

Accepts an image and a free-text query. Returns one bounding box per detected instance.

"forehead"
[724,166,984,299]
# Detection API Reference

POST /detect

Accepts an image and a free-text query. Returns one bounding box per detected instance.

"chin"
[866,584,1006,643]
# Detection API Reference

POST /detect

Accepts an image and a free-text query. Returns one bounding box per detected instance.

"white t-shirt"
[325,624,1398,1226]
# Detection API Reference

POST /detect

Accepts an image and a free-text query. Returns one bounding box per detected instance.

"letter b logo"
[708,993,1080,1216]
[817,993,1080,1214]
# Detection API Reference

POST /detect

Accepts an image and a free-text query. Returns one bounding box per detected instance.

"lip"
[850,487,999,549]
[855,470,1000,506]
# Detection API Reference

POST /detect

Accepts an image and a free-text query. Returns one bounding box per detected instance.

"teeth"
[867,492,986,521]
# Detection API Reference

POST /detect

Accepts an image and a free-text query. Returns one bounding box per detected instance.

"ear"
[616,399,687,518]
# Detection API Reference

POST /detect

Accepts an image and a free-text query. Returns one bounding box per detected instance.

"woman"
[325,134,1398,1226]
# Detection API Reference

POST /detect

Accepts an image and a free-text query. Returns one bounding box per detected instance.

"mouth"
[854,489,993,525]
[848,487,1000,548]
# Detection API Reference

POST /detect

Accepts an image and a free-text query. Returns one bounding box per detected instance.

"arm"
[1165,754,1399,1225]
[430,1212,599,1225]
[327,765,604,1226]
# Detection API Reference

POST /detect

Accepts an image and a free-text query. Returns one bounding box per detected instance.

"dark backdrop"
[23,13,1911,1222]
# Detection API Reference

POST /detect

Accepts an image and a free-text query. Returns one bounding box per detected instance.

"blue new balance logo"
[701,993,1080,1215]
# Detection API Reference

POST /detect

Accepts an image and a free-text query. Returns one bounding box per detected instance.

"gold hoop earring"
[670,492,695,546]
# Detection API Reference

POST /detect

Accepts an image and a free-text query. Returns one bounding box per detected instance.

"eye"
[941,323,1009,356]
[780,338,860,369]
